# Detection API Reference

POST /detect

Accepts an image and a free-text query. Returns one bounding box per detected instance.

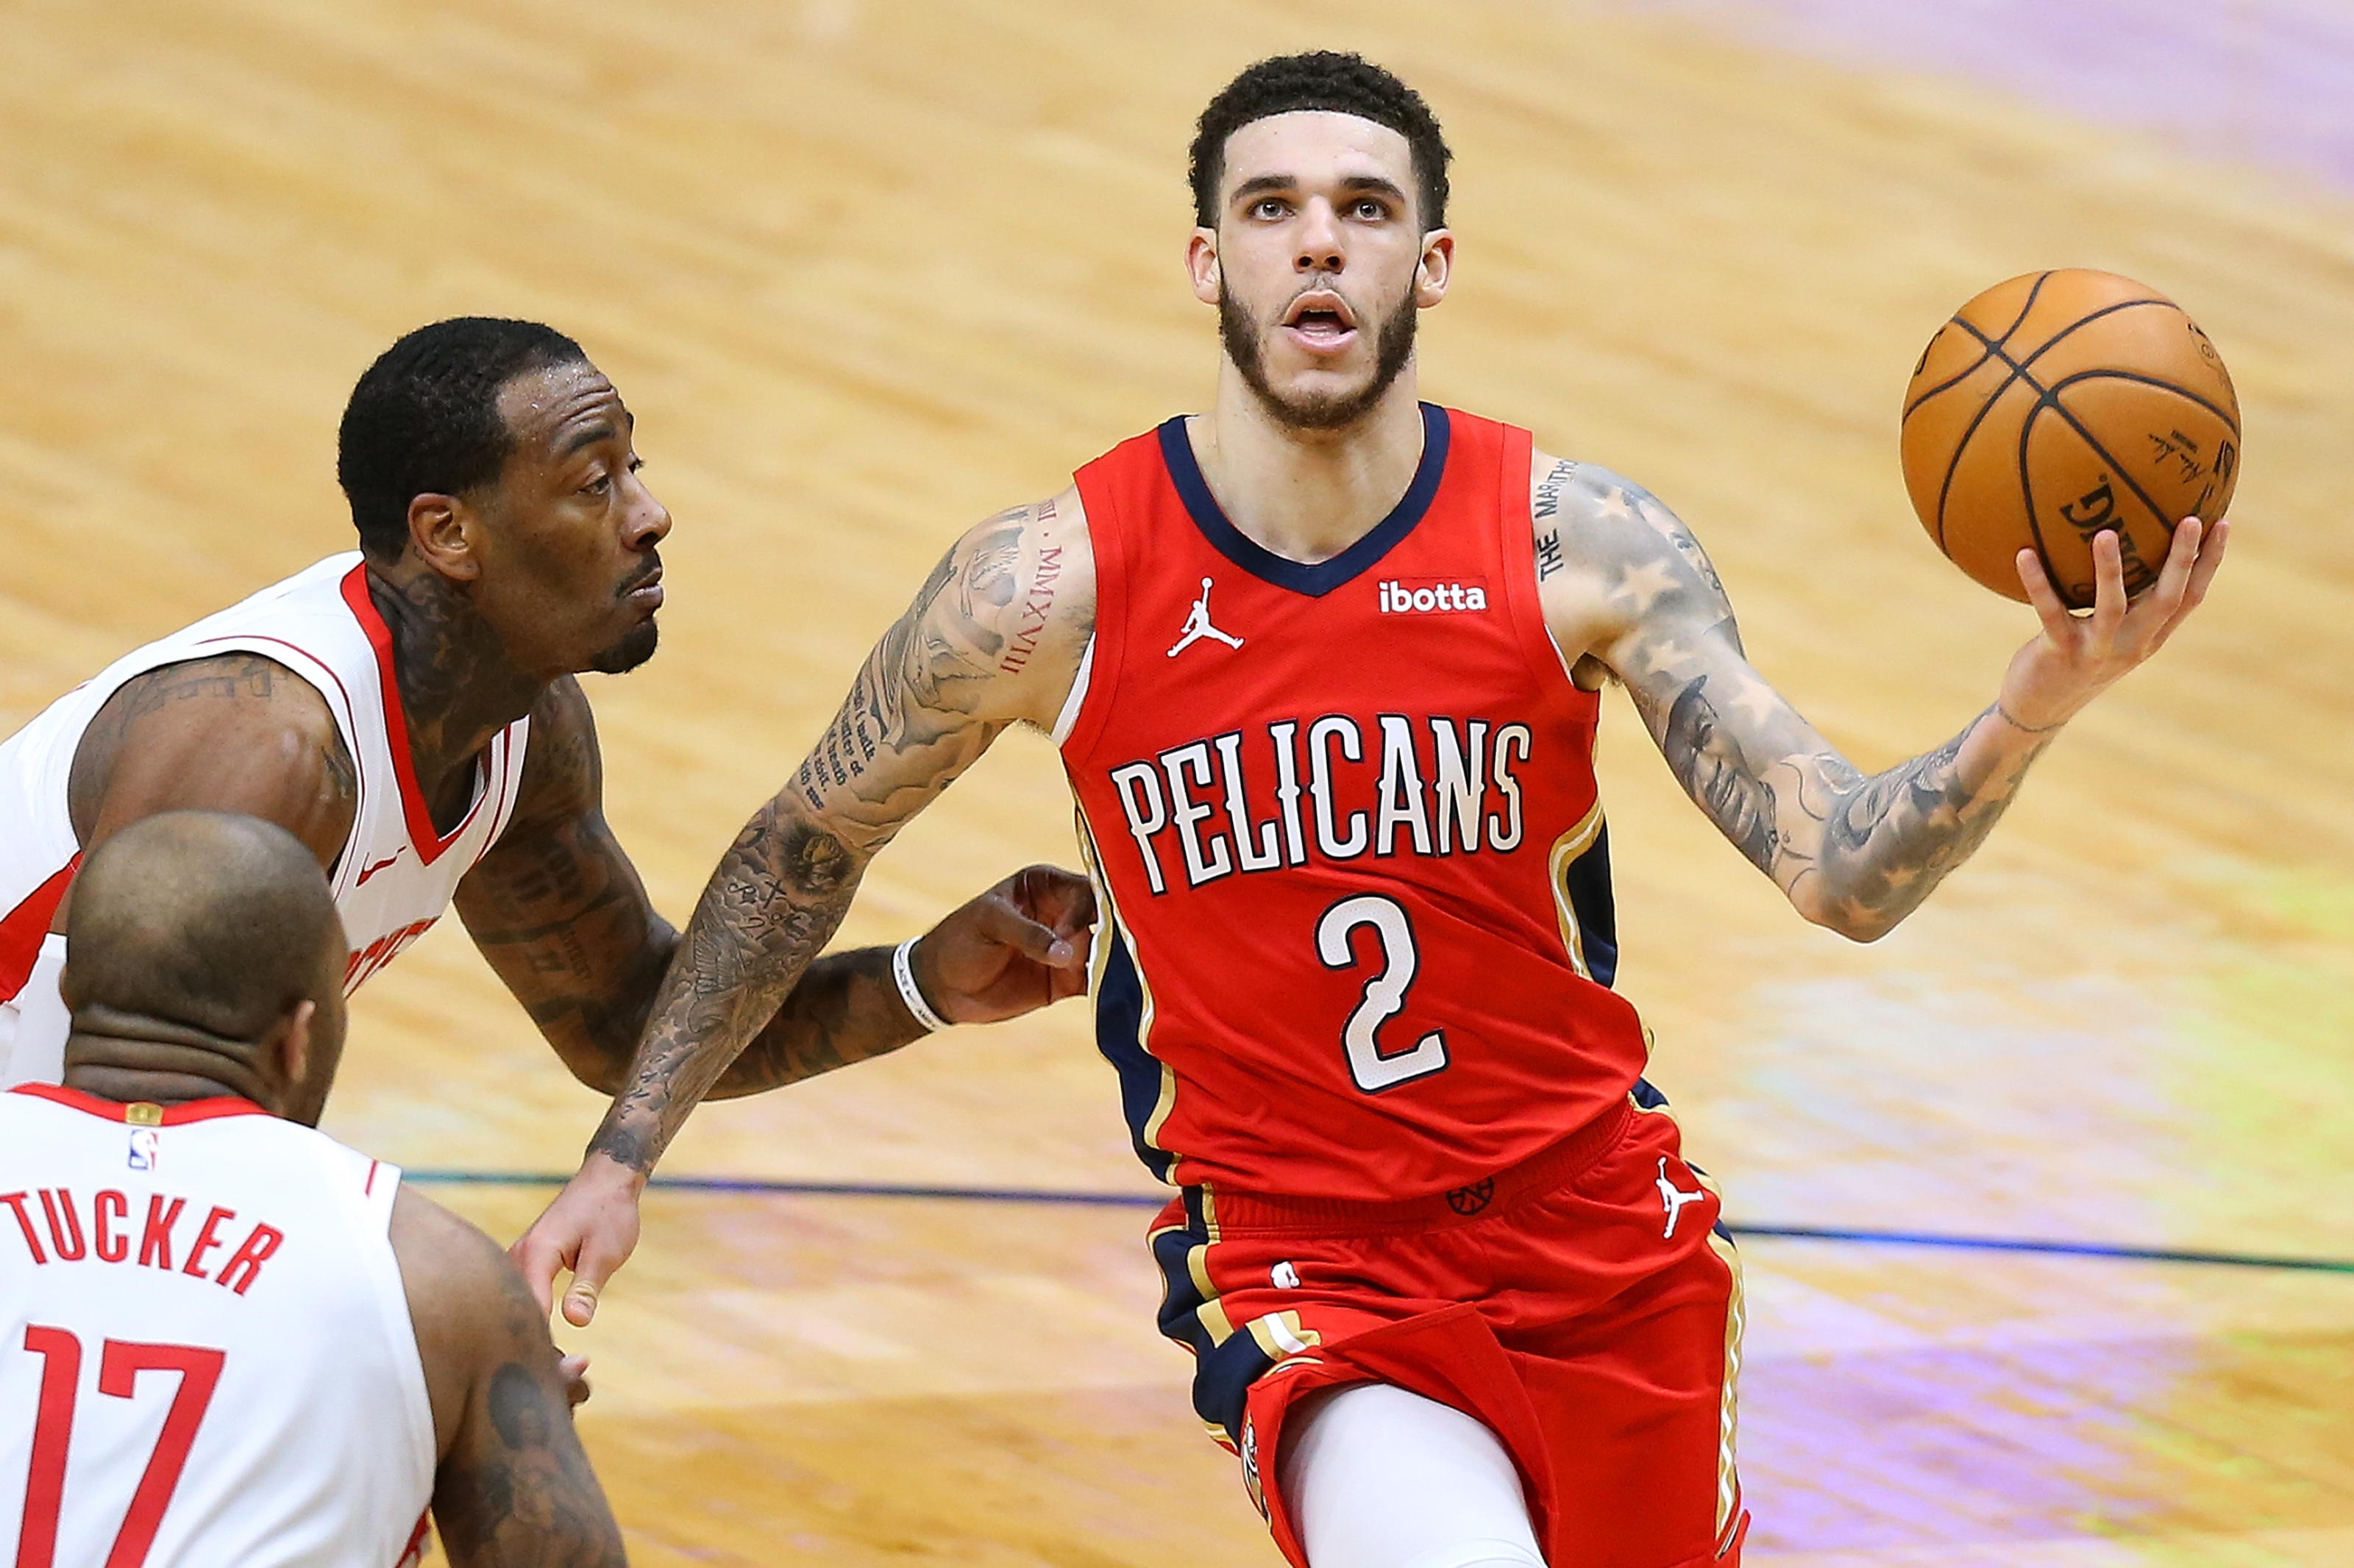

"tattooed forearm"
[1643,663,2052,938]
[580,503,1078,1174]
[586,800,863,1172]
[709,945,920,1094]
[1807,705,2049,933]
[1568,457,2052,941]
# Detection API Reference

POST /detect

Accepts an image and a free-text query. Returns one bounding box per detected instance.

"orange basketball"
[1900,269,2239,608]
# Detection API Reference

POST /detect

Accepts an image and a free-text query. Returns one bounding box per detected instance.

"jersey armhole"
[1057,463,1131,764]
[1492,427,1603,712]
[469,715,534,870]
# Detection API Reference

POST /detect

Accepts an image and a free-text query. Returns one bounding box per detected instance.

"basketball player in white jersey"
[518,54,2229,1568]
[0,318,1093,1192]
[4,811,623,1566]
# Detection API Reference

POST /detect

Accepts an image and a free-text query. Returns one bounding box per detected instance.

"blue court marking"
[402,1170,2354,1275]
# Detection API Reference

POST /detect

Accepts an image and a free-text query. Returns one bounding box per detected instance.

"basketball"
[1899,269,2240,608]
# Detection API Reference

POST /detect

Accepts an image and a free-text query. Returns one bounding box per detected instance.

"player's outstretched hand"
[510,1152,644,1328]
[2003,516,2229,732]
[914,863,1097,1024]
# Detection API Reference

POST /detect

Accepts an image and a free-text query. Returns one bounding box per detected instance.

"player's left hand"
[912,863,1096,1024]
[2003,516,2230,731]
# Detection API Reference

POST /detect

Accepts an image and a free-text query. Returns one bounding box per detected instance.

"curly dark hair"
[336,317,586,560]
[1188,52,1452,230]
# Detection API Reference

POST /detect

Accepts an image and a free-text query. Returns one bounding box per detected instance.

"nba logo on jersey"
[127,1126,161,1171]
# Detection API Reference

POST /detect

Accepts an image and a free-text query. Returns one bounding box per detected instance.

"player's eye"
[1351,199,1385,220]
[581,473,612,496]
[1251,198,1289,220]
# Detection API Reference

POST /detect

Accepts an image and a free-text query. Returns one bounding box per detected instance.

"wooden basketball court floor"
[4,1,2351,1561]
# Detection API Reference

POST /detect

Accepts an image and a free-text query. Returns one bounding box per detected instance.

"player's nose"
[1293,199,1345,274]
[622,484,673,547]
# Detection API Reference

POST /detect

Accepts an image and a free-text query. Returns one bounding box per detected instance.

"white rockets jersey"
[0,554,530,1087]
[0,1085,436,1567]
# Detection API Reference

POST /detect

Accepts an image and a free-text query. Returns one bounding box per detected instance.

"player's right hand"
[510,1152,645,1327]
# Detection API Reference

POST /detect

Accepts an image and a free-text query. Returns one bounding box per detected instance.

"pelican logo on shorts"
[1446,1177,1496,1216]
[1379,578,1490,616]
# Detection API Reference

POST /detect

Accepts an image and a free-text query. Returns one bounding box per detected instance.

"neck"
[366,560,543,828]
[60,1008,276,1111]
[1195,363,1427,563]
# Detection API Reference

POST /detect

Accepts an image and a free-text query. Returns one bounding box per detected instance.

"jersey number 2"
[15,1326,225,1568]
[1317,894,1449,1092]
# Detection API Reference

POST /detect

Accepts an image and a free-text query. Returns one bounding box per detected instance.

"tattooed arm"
[59,653,360,916]
[1531,451,2228,941]
[391,1188,626,1567]
[456,679,1095,1097]
[511,493,1095,1322]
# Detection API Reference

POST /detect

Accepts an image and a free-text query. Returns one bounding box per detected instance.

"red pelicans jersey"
[0,555,530,1088]
[1062,406,1648,1201]
[0,1086,435,1567]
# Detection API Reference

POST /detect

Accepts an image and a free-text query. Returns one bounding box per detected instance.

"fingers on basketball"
[1901,269,2241,610]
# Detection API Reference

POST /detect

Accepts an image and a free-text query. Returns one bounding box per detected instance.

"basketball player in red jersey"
[4,813,622,1566]
[0,318,1092,1150]
[521,54,2227,1568]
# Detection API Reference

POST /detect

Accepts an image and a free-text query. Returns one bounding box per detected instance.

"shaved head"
[61,812,349,1120]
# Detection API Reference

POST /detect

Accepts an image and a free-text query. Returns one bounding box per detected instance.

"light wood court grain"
[2,1,2349,1562]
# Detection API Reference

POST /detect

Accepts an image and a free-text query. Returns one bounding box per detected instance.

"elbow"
[566,1055,631,1098]
[1791,887,1900,945]
[547,1034,633,1097]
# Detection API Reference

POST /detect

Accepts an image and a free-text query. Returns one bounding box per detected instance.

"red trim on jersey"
[8,1084,269,1125]
[364,1160,381,1196]
[338,563,495,866]
[0,858,77,1005]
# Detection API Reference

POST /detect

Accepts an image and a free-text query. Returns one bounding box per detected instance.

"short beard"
[1220,286,1418,432]
[589,619,659,675]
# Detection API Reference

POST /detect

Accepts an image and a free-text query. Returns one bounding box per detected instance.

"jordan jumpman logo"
[1167,577,1245,658]
[1656,1158,1708,1239]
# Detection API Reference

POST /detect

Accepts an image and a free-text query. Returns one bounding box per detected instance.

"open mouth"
[1282,291,1359,351]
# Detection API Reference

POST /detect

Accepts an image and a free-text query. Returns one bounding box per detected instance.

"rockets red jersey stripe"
[0,858,76,1004]
[1062,406,1647,1202]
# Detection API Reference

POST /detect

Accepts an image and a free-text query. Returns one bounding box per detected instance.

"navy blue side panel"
[1150,1205,1274,1443]
[1094,925,1178,1183]
[1562,822,1621,989]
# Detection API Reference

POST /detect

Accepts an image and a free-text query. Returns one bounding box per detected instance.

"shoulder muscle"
[68,652,357,869]
[1527,449,1741,680]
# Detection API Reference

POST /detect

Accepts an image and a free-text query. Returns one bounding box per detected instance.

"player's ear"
[271,998,316,1102]
[1414,229,1454,308]
[1187,229,1222,306]
[406,493,484,583]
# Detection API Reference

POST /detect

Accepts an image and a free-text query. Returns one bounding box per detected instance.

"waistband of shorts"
[1190,1100,1636,1236]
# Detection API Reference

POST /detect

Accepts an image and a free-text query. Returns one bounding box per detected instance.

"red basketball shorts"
[1148,1092,1747,1568]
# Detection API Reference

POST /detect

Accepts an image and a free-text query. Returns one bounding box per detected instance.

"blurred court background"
[1,0,2350,1562]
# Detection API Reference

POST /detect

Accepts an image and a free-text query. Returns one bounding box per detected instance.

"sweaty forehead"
[497,360,627,456]
[1219,110,1414,196]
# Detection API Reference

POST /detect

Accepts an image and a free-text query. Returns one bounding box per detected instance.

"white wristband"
[892,938,951,1033]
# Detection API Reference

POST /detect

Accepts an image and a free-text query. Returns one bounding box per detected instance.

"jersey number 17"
[13,1325,224,1568]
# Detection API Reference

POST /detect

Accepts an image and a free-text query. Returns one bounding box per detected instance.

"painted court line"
[403,1170,2354,1275]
